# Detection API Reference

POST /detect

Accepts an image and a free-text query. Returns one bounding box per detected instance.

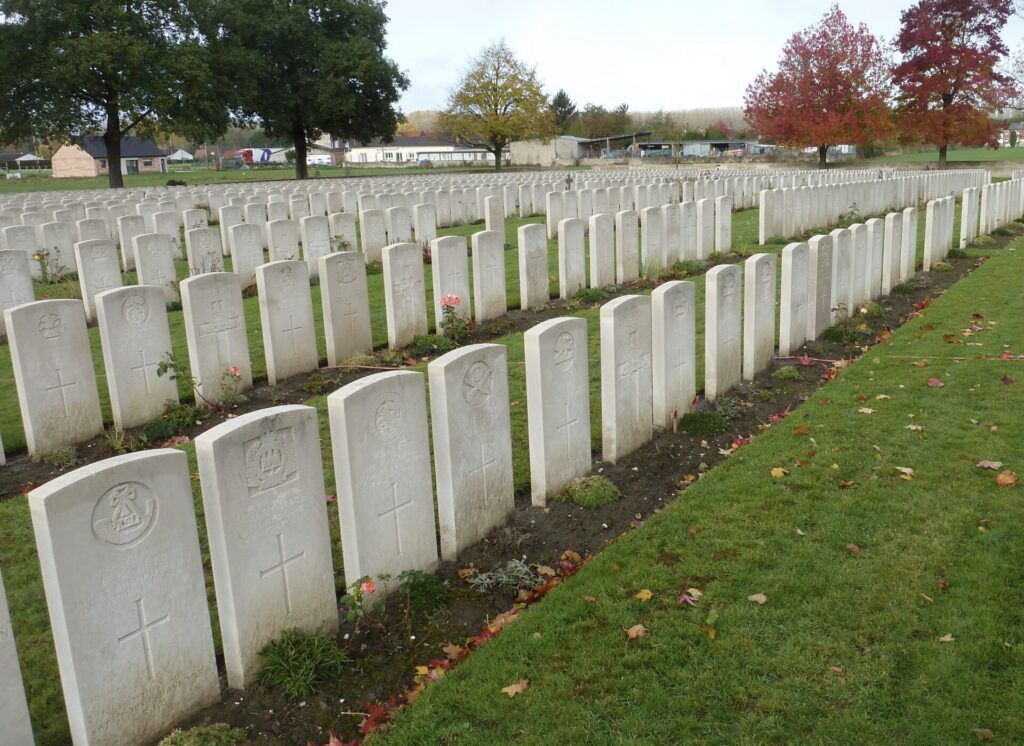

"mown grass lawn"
[377,238,1024,745]
[869,147,1024,163]
[0,203,961,745]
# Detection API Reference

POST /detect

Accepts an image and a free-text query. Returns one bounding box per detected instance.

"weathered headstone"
[0,249,34,339]
[96,285,178,430]
[589,213,615,288]
[360,209,387,263]
[319,252,373,366]
[901,206,918,282]
[518,223,549,311]
[300,215,332,278]
[0,568,34,744]
[6,299,103,455]
[133,233,179,304]
[413,203,437,249]
[382,243,428,348]
[524,317,591,505]
[28,450,220,746]
[196,405,338,689]
[829,228,852,322]
[600,295,653,463]
[640,206,664,277]
[185,227,225,275]
[428,344,514,561]
[430,236,471,331]
[267,219,300,262]
[865,217,885,299]
[807,234,834,340]
[472,229,507,323]
[328,371,439,595]
[742,253,777,380]
[329,211,358,251]
[778,242,809,357]
[116,214,145,271]
[882,211,903,295]
[651,280,695,430]
[255,260,319,384]
[386,206,412,244]
[181,272,252,406]
[558,218,586,299]
[704,264,742,400]
[40,221,76,277]
[615,210,640,282]
[229,223,265,288]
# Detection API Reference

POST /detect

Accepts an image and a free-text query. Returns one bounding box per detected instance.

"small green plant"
[970,235,996,246]
[438,294,471,343]
[857,301,885,318]
[757,389,775,403]
[339,575,388,623]
[711,394,744,421]
[991,226,1013,237]
[467,558,540,594]
[574,287,609,304]
[257,629,349,698]
[890,282,915,296]
[159,724,247,746]
[931,261,953,272]
[331,237,352,252]
[141,418,176,442]
[823,324,857,344]
[411,334,458,356]
[34,446,78,468]
[772,366,803,382]
[104,428,147,455]
[218,365,249,407]
[365,262,383,275]
[162,401,201,432]
[563,297,583,312]
[706,251,725,262]
[397,569,449,615]
[300,371,331,396]
[947,248,968,259]
[732,246,757,258]
[679,411,728,435]
[560,475,621,508]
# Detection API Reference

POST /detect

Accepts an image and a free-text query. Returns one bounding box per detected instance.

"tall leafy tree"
[743,5,892,168]
[894,0,1015,167]
[215,0,408,179]
[439,41,556,171]
[0,0,228,188]
[550,89,577,133]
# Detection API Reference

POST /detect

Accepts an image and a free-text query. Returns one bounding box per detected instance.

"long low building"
[344,135,497,165]
[52,137,168,178]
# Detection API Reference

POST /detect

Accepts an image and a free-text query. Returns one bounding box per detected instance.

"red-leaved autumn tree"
[893,0,1015,167]
[743,5,892,168]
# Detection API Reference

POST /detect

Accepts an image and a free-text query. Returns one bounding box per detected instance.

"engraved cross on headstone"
[198,299,241,365]
[555,401,578,457]
[130,349,160,396]
[44,367,78,416]
[467,443,496,501]
[117,597,169,681]
[379,481,414,555]
[281,314,303,354]
[260,532,305,615]
[395,263,420,319]
[618,329,651,420]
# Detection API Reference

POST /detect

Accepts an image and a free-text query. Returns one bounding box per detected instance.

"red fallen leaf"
[19,482,42,495]
[937,578,950,592]
[768,406,792,424]
[325,494,337,504]
[926,378,945,388]
[972,312,985,319]
[325,732,360,746]
[731,436,751,449]
[1001,375,1014,385]
[561,549,582,564]
[1000,351,1012,360]
[913,298,932,310]
[796,355,815,367]
[847,543,861,555]
[359,700,392,735]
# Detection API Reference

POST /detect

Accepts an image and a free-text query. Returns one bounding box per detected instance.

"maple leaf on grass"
[857,407,877,414]
[633,589,653,602]
[995,470,1018,487]
[501,679,529,698]
[747,593,768,605]
[770,467,789,478]
[938,633,955,643]
[926,378,945,388]
[624,623,648,639]
[895,466,915,480]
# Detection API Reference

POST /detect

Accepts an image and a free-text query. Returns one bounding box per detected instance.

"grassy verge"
[377,240,1024,744]
[866,147,1024,163]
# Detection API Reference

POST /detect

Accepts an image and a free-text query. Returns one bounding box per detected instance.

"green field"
[869,147,1024,163]
[0,204,972,745]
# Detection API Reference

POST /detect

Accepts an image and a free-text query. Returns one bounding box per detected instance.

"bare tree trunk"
[491,142,503,172]
[938,143,948,169]
[293,123,308,180]
[105,101,124,189]
[818,145,828,169]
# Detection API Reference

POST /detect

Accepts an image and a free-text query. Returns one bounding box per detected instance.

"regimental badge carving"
[92,482,158,547]
[280,266,294,288]
[337,259,356,284]
[722,270,737,299]
[373,395,402,441]
[462,360,493,408]
[553,331,576,372]
[760,260,772,285]
[122,293,149,326]
[38,311,63,339]
[0,254,16,275]
[245,426,298,495]
[672,293,688,319]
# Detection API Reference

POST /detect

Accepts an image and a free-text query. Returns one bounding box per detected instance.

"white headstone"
[181,272,252,406]
[132,233,179,304]
[40,221,76,277]
[742,253,777,380]
[704,264,742,400]
[696,199,715,259]
[600,295,653,463]
[185,227,225,275]
[525,317,591,505]
[329,211,358,251]
[901,206,918,283]
[328,371,439,595]
[779,242,809,357]
[829,228,852,323]
[196,405,338,689]
[360,209,387,264]
[807,234,834,340]
[651,280,695,429]
[299,215,331,278]
[0,249,34,339]
[472,230,507,323]
[431,235,471,327]
[413,203,437,249]
[715,195,732,254]
[255,260,319,384]
[28,450,220,746]
[518,223,549,311]
[386,206,412,244]
[558,218,586,299]
[589,213,615,288]
[882,211,904,295]
[428,344,514,561]
[615,210,640,282]
[0,568,34,744]
[865,217,885,299]
[267,219,300,262]
[319,251,373,366]
[95,285,178,430]
[640,206,664,277]
[229,222,265,288]
[6,299,103,455]
[116,215,145,270]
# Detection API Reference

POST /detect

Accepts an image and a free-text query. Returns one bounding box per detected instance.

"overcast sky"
[383,0,1024,112]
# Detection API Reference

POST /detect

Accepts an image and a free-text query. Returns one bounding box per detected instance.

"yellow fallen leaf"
[796,528,806,536]
[905,424,924,431]
[895,466,915,480]
[939,633,955,643]
[535,565,557,578]
[582,595,597,603]
[624,623,648,639]
[686,588,704,600]
[633,589,653,602]
[976,460,1003,470]
[858,407,877,414]
[770,467,789,478]
[561,549,582,563]
[747,592,768,605]
[875,394,891,400]
[996,470,1018,487]
[501,679,529,698]
[415,665,430,676]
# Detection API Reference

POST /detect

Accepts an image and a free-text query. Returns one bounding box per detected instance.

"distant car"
[306,154,332,166]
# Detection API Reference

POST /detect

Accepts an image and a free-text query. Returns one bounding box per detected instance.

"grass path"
[377,242,1024,744]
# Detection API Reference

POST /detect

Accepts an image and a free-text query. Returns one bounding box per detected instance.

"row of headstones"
[0,198,940,740]
[978,178,1024,235]
[758,170,989,243]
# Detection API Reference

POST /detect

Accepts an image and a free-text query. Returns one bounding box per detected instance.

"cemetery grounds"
[1,194,1022,743]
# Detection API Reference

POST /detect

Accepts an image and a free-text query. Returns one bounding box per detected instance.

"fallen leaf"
[996,470,1018,487]
[913,360,928,368]
[938,578,950,592]
[677,593,698,607]
[582,595,597,603]
[561,550,582,564]
[838,479,856,488]
[858,407,877,414]
[938,633,955,643]
[796,528,806,536]
[457,567,476,579]
[633,589,653,602]
[701,625,717,640]
[442,643,468,662]
[624,624,648,639]
[905,424,924,431]
[975,728,994,741]
[895,466,915,480]
[920,593,934,603]
[325,494,337,504]
[687,527,698,537]
[1001,375,1015,385]
[686,587,704,600]
[792,424,811,436]
[976,460,1003,470]
[847,544,861,555]
[829,666,845,678]
[926,378,945,388]
[535,565,557,578]
[747,593,768,605]
[501,679,529,698]
[875,394,891,400]
[770,467,789,478]
[488,609,521,633]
